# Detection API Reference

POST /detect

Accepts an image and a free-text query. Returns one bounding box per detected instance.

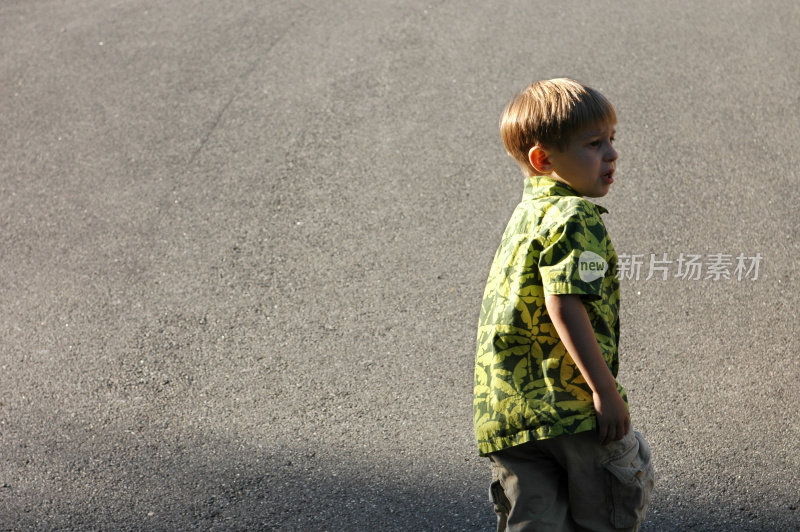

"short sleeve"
[539,207,610,300]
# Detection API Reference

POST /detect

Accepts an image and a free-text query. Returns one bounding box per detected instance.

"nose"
[605,142,618,162]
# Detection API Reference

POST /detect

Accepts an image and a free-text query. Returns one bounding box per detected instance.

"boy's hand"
[593,388,630,445]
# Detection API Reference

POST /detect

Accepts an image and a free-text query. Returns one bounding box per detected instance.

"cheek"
[575,152,598,167]
[586,152,604,166]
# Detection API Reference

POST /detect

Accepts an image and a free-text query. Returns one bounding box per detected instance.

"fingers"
[609,424,622,443]
[609,419,630,443]
[597,420,609,445]
[598,416,630,445]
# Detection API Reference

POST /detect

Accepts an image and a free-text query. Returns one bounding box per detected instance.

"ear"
[528,145,554,174]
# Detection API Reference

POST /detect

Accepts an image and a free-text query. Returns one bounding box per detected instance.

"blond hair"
[500,78,617,176]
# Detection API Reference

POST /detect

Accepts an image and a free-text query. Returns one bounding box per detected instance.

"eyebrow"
[579,128,616,139]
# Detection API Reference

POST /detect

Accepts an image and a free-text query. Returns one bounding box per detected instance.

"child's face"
[546,123,618,198]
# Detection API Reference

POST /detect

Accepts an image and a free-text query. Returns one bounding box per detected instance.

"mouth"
[602,168,615,184]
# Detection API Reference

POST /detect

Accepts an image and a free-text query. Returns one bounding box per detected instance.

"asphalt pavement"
[1,1,799,530]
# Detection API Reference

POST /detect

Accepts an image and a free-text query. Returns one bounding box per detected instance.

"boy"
[474,79,654,531]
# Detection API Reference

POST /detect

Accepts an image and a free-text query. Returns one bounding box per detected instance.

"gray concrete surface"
[1,0,799,530]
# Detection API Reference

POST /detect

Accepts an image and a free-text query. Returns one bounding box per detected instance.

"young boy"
[474,79,654,531]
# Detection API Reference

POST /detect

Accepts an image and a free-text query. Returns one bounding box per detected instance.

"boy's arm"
[545,294,630,445]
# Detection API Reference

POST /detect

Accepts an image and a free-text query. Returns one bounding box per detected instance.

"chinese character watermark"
[616,253,762,281]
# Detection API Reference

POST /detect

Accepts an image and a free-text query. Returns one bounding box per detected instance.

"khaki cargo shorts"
[488,430,654,531]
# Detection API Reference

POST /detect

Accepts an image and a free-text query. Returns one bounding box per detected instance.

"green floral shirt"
[474,176,626,456]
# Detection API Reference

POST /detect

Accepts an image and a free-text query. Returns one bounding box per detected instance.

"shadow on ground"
[2,430,797,531]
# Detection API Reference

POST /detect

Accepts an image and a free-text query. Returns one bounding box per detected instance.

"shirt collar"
[521,176,608,214]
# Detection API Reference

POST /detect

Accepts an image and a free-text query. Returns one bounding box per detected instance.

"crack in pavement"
[185,10,302,168]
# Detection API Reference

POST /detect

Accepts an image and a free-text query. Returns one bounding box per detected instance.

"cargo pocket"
[602,431,655,529]
[488,461,510,531]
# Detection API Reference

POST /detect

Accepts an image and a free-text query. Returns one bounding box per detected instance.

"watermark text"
[616,253,762,281]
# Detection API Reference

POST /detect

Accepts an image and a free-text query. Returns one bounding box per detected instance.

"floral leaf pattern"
[474,177,627,456]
